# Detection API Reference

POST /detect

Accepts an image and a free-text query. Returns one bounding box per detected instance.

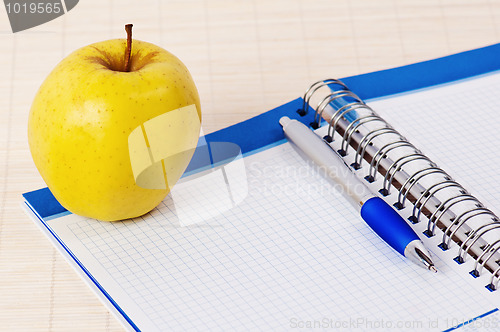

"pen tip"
[405,241,437,273]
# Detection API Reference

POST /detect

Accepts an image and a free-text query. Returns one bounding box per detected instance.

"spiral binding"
[299,79,500,290]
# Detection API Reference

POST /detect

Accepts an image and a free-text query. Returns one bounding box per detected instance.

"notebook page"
[43,127,496,331]
[368,71,500,212]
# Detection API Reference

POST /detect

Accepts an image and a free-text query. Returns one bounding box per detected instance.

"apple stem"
[124,24,133,72]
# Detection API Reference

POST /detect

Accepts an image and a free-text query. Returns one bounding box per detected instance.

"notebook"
[22,44,500,331]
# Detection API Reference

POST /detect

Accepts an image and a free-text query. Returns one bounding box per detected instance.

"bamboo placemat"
[1,0,500,330]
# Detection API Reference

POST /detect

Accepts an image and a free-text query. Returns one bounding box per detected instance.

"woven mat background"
[1,0,500,330]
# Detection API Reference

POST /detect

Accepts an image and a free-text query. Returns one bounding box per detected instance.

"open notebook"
[23,47,500,331]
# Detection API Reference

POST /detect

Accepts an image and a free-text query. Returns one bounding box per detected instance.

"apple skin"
[28,39,201,221]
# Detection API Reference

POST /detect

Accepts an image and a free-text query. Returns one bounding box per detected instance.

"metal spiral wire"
[300,78,500,289]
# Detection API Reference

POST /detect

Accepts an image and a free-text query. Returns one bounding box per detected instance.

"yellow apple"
[28,25,201,221]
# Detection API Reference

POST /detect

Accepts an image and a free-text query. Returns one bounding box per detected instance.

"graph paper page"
[369,71,500,212]
[42,69,500,332]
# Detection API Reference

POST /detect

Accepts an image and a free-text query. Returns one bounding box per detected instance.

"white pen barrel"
[280,117,372,210]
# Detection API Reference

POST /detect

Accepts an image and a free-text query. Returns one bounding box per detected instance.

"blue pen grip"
[360,197,419,256]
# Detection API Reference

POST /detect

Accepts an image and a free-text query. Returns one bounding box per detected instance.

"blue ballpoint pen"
[280,116,437,272]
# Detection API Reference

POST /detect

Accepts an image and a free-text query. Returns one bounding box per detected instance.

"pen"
[279,116,437,272]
